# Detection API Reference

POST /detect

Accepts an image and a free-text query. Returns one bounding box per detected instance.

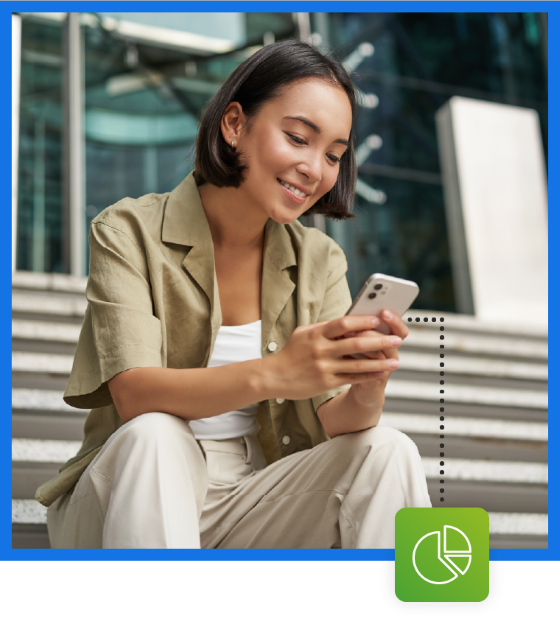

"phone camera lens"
[374,284,383,290]
[368,292,377,299]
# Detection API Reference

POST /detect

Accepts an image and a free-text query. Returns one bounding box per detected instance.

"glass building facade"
[15,12,547,312]
[17,15,65,273]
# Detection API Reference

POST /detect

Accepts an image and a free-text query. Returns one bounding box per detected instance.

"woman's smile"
[277,177,311,204]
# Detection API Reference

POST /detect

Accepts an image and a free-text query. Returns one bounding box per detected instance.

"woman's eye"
[286,132,341,164]
[286,133,306,145]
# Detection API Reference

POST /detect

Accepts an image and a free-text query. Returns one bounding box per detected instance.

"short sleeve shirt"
[36,171,352,507]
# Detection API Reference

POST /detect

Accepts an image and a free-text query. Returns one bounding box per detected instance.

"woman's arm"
[109,314,401,424]
[315,387,384,439]
[109,360,273,424]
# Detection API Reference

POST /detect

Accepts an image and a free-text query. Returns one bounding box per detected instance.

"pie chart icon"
[412,525,472,585]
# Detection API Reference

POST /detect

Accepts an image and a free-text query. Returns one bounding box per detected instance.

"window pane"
[321,12,547,310]
[17,15,65,273]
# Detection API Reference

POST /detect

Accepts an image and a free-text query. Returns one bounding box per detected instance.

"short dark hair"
[194,39,357,220]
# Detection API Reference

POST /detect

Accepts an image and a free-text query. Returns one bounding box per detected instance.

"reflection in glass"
[318,12,547,311]
[17,16,65,273]
[16,12,546,315]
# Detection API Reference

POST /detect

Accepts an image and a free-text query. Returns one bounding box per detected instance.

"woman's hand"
[312,310,409,438]
[266,314,404,401]
[342,310,410,408]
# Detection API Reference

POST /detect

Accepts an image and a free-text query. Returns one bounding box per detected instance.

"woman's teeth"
[279,179,307,198]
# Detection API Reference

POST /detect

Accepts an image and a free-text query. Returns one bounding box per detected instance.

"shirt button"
[276,398,285,404]
[282,435,291,445]
[268,342,278,352]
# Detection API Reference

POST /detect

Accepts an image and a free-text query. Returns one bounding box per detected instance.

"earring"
[231,140,235,149]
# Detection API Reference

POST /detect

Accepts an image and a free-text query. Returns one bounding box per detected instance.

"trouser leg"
[337,425,432,548]
[47,412,208,549]
[200,425,431,549]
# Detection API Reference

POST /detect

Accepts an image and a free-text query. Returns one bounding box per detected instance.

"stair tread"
[422,456,547,484]
[404,329,548,359]
[386,379,548,409]
[12,319,82,343]
[379,412,547,442]
[11,499,548,536]
[12,388,77,412]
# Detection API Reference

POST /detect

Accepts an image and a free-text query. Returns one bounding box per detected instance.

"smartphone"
[345,273,420,336]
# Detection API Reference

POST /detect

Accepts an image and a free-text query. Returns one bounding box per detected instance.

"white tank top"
[189,319,262,440]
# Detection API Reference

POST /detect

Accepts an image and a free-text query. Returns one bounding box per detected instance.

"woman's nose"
[296,152,323,183]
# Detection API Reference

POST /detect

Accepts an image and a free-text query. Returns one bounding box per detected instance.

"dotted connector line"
[408,316,445,503]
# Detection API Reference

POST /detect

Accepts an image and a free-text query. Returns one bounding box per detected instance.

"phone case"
[346,273,420,335]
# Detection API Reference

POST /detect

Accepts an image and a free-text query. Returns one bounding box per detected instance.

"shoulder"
[90,192,170,249]
[286,219,348,274]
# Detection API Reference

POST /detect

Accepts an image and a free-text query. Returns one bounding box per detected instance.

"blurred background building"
[12,12,548,549]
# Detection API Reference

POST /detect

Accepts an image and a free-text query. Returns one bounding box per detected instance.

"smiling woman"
[194,39,358,220]
[197,77,353,224]
[38,39,431,550]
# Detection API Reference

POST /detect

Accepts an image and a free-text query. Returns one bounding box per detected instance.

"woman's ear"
[221,102,246,147]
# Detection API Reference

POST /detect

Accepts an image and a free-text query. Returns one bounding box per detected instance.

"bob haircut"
[194,39,357,220]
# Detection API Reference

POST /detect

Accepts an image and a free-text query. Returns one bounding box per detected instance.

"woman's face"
[227,77,353,224]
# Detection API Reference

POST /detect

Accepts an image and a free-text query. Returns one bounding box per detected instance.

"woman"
[37,39,431,549]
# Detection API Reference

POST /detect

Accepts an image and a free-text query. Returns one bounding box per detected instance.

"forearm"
[109,358,276,423]
[317,388,384,439]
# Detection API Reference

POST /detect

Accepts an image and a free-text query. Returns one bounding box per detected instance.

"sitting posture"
[37,39,431,549]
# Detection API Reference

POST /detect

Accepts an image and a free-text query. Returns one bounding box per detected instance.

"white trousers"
[47,412,432,549]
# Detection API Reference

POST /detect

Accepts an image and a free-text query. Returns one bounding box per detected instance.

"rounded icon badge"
[412,525,472,585]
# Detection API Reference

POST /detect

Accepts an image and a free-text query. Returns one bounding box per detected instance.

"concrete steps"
[12,272,548,549]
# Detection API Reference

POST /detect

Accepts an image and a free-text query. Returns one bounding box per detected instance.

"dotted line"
[408,316,445,503]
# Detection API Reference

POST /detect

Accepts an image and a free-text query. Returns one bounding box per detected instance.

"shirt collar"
[162,172,299,348]
[161,171,297,272]
[162,171,209,247]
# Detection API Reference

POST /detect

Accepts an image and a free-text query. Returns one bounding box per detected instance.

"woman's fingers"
[338,371,386,384]
[342,329,399,360]
[381,310,409,339]
[324,312,410,343]
[333,332,402,358]
[323,315,381,339]
[333,355,400,374]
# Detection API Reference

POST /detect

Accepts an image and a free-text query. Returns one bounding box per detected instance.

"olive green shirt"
[36,171,352,507]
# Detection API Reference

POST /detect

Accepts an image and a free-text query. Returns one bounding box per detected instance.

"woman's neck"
[197,182,267,251]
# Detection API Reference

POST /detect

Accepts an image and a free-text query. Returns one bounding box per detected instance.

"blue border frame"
[5,1,555,561]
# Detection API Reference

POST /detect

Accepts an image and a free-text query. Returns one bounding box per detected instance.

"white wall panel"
[437,97,548,327]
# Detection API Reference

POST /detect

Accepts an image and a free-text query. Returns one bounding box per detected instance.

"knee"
[120,412,191,448]
[369,425,420,455]
[339,424,420,460]
[100,413,205,484]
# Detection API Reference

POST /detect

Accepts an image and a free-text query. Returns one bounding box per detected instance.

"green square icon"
[395,507,489,602]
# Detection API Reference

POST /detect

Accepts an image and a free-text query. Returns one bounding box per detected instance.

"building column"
[12,13,21,273]
[64,13,86,276]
